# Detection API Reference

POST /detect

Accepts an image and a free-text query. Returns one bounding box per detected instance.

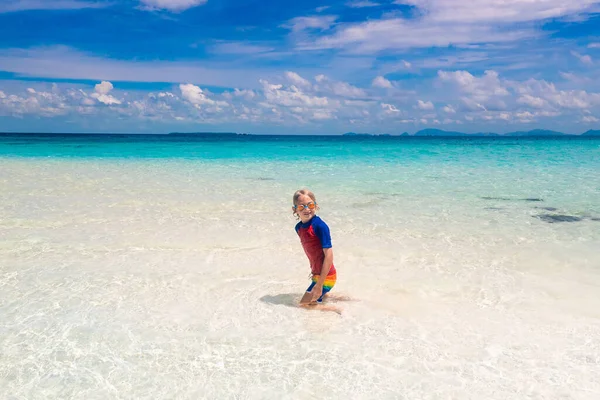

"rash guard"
[295,216,336,276]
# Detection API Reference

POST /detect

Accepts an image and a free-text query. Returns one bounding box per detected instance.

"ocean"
[1,133,599,399]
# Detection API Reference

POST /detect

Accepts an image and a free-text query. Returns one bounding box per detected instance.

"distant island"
[2,129,598,137]
[344,129,600,137]
[168,132,243,136]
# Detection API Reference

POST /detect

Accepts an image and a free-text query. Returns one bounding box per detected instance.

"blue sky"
[1,0,600,134]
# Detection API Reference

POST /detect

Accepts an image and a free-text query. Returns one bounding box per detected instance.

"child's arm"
[311,248,333,301]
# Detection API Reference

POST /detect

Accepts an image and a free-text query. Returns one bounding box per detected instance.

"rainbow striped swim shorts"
[306,273,337,303]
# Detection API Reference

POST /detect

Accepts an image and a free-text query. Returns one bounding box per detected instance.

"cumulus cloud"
[517,94,547,108]
[514,111,534,122]
[313,75,366,98]
[515,78,600,109]
[372,76,393,88]
[90,81,121,105]
[438,70,509,111]
[0,85,71,117]
[381,103,400,113]
[179,84,228,108]
[2,67,600,131]
[417,100,434,110]
[443,104,456,113]
[223,88,256,101]
[285,71,312,89]
[95,81,113,95]
[260,80,330,108]
[139,0,207,12]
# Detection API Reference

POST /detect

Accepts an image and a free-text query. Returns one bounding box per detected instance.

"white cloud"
[0,85,71,117]
[346,1,380,8]
[157,92,176,98]
[0,0,108,13]
[313,75,366,98]
[443,104,456,113]
[2,66,600,131]
[417,100,434,110]
[582,115,599,122]
[315,74,327,83]
[498,112,511,121]
[139,0,207,12]
[285,71,312,88]
[515,111,535,121]
[394,0,598,24]
[89,81,121,105]
[226,88,256,101]
[515,78,600,110]
[381,103,400,114]
[571,51,593,65]
[95,81,113,95]
[517,94,547,108]
[260,79,330,108]
[0,46,271,89]
[94,94,121,105]
[303,1,598,53]
[284,15,337,32]
[179,84,227,108]
[210,42,274,55]
[312,110,335,120]
[559,72,592,85]
[438,70,509,110]
[589,43,600,49]
[309,18,534,53]
[330,81,366,98]
[372,76,393,88]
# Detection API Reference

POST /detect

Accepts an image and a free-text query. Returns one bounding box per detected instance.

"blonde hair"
[292,189,319,218]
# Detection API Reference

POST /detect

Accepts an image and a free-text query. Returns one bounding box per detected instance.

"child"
[292,189,339,312]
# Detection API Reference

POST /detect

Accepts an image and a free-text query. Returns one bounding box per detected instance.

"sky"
[1,0,600,134]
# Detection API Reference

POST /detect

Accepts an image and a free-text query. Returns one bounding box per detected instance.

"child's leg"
[299,291,314,304]
[299,276,341,314]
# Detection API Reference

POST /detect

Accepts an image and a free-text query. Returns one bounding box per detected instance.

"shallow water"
[1,134,599,399]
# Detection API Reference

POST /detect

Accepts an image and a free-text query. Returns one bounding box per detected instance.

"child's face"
[293,194,317,223]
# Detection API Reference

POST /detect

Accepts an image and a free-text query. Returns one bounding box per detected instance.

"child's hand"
[311,284,323,302]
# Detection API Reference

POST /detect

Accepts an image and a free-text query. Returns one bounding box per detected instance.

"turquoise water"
[3,133,599,217]
[1,133,599,399]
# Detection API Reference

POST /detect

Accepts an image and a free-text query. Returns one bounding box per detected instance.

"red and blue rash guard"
[295,216,336,276]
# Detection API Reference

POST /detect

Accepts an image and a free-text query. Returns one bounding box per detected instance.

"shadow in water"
[260,293,299,308]
[260,293,358,308]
